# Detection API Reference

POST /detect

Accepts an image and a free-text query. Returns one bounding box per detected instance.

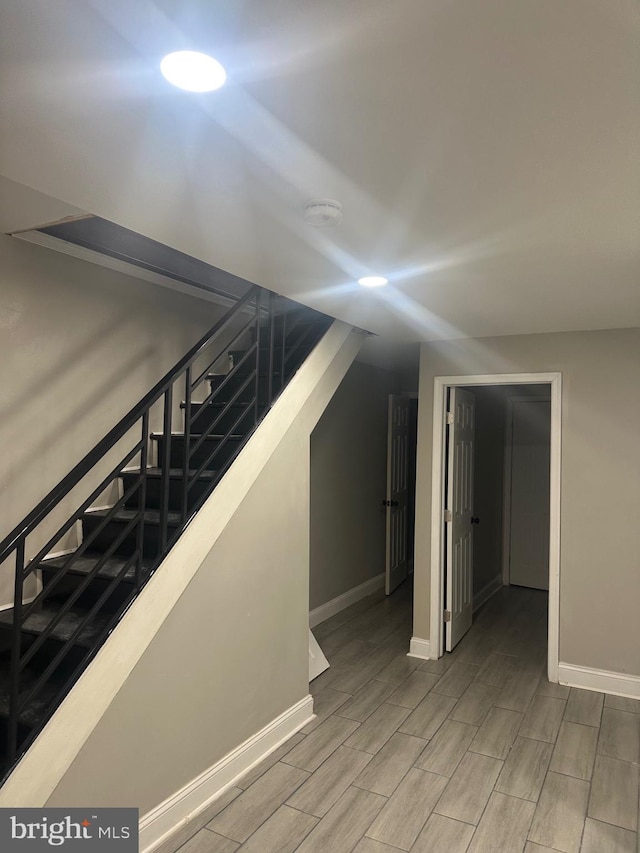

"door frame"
[429,372,562,682]
[502,393,552,587]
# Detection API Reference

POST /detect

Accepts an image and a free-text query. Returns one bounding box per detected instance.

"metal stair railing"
[0,283,330,774]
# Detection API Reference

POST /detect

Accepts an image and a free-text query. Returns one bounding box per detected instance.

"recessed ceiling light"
[358,276,388,288]
[160,50,227,92]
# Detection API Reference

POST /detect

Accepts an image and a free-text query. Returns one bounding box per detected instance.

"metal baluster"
[181,368,192,524]
[254,293,262,426]
[159,387,173,554]
[280,301,287,394]
[8,541,25,762]
[135,411,149,589]
[267,292,276,406]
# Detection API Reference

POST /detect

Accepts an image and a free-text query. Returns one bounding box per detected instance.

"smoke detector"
[303,199,343,227]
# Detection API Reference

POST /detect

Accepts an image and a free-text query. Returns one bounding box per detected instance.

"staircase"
[0,288,331,782]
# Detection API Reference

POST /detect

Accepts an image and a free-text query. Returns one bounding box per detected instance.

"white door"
[508,398,551,590]
[446,388,475,650]
[385,395,410,595]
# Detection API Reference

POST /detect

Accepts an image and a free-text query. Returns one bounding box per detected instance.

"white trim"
[558,663,640,700]
[408,636,432,660]
[429,380,448,659]
[140,695,314,853]
[42,546,76,560]
[309,573,384,629]
[429,372,562,683]
[473,575,503,613]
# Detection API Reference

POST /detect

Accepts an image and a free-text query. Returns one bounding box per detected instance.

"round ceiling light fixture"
[160,50,227,92]
[358,275,388,288]
[303,199,343,227]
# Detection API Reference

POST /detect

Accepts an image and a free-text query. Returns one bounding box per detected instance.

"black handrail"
[0,284,259,566]
[0,278,332,778]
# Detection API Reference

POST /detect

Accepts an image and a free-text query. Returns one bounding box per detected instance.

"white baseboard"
[408,637,432,660]
[473,575,503,613]
[140,695,314,853]
[558,662,640,699]
[309,574,384,629]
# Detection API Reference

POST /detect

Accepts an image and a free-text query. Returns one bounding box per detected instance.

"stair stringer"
[0,320,365,811]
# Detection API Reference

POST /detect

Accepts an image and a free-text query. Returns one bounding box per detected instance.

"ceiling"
[1,0,638,347]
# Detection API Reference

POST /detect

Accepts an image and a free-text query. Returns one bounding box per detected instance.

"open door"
[385,395,410,595]
[445,388,475,650]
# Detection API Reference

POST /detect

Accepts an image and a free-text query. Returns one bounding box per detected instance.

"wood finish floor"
[162,584,640,853]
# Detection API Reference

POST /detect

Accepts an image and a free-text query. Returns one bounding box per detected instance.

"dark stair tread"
[83,507,182,526]
[181,401,254,410]
[185,401,266,413]
[0,605,111,649]
[41,551,151,583]
[151,433,245,442]
[206,373,281,383]
[123,467,218,480]
[0,660,67,728]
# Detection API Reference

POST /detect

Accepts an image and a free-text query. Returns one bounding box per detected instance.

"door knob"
[471,516,480,524]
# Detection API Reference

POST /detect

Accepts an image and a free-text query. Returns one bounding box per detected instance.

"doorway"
[429,373,562,682]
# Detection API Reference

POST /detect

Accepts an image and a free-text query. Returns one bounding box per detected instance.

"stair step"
[0,604,111,650]
[84,507,182,526]
[181,402,264,434]
[39,551,152,612]
[121,468,217,511]
[152,433,246,472]
[126,467,218,481]
[0,658,66,730]
[81,507,182,560]
[206,372,283,404]
[41,550,149,583]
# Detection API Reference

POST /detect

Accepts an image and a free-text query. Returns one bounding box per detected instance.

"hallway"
[163,584,639,853]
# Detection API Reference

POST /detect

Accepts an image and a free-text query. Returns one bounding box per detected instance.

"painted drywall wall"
[414,328,640,676]
[463,386,508,598]
[309,360,400,609]
[0,235,235,605]
[466,384,550,600]
[35,324,362,814]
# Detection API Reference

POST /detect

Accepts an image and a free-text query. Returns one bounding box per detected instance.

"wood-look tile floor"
[164,584,640,853]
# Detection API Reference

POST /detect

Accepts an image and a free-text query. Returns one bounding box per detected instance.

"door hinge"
[446,411,454,425]
[443,610,451,622]
[444,509,452,523]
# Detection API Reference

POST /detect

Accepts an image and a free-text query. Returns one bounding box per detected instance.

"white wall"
[309,361,400,610]
[0,235,230,605]
[414,328,640,676]
[465,386,508,598]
